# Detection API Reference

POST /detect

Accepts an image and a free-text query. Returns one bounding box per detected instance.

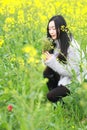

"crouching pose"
[42,15,82,103]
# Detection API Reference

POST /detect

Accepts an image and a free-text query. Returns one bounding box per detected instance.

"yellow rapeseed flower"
[3,17,15,32]
[0,38,4,47]
[27,57,40,66]
[34,0,42,8]
[5,17,15,25]
[22,45,37,57]
[1,0,24,8]
[0,7,5,15]
[8,6,15,14]
[27,57,35,64]
[17,10,25,24]
[22,46,31,53]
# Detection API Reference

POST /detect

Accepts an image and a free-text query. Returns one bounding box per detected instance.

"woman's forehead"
[49,21,55,27]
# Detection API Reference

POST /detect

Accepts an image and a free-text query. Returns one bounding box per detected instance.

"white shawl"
[44,38,87,86]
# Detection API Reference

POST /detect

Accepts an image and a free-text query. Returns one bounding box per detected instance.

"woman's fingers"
[42,51,53,61]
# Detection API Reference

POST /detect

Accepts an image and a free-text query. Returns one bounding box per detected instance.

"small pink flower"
[7,105,13,111]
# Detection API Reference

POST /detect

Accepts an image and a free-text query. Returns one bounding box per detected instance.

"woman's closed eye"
[49,27,56,30]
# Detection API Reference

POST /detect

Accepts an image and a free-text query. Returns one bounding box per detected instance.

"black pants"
[43,67,70,103]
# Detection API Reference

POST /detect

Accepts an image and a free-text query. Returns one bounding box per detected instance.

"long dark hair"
[47,15,72,63]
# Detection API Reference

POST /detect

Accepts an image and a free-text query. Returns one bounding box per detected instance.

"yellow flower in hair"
[60,25,68,33]
[61,25,65,31]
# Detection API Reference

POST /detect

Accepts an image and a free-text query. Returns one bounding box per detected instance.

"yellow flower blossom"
[22,45,37,57]
[22,46,31,53]
[0,7,5,15]
[34,0,42,8]
[27,57,39,66]
[35,59,39,64]
[0,38,4,47]
[17,10,25,24]
[27,57,35,64]
[39,14,47,23]
[5,17,15,25]
[8,6,15,14]
[10,56,24,67]
[0,0,24,8]
[3,17,15,32]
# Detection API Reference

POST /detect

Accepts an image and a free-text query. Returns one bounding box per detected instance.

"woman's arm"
[44,40,81,77]
[45,55,72,77]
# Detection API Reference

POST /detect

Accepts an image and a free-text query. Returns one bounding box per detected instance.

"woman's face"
[48,21,57,40]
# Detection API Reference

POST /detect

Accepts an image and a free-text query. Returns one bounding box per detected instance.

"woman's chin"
[52,37,56,40]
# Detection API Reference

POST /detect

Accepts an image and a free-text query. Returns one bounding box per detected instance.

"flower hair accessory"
[60,25,69,33]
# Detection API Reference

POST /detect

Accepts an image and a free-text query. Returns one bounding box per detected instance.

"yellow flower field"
[0,0,87,130]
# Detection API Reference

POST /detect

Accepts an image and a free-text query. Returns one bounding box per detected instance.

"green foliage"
[41,37,54,52]
[0,0,87,130]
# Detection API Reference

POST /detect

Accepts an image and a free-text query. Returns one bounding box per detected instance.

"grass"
[0,0,87,130]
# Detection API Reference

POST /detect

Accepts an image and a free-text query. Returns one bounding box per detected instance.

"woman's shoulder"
[67,37,81,59]
[70,37,80,50]
[68,37,86,60]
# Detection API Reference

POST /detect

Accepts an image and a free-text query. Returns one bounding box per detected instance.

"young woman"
[43,15,82,103]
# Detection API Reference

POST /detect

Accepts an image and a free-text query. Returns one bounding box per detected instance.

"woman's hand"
[42,51,53,61]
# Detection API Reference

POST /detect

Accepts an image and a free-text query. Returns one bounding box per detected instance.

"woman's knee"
[61,85,70,95]
[47,91,58,102]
